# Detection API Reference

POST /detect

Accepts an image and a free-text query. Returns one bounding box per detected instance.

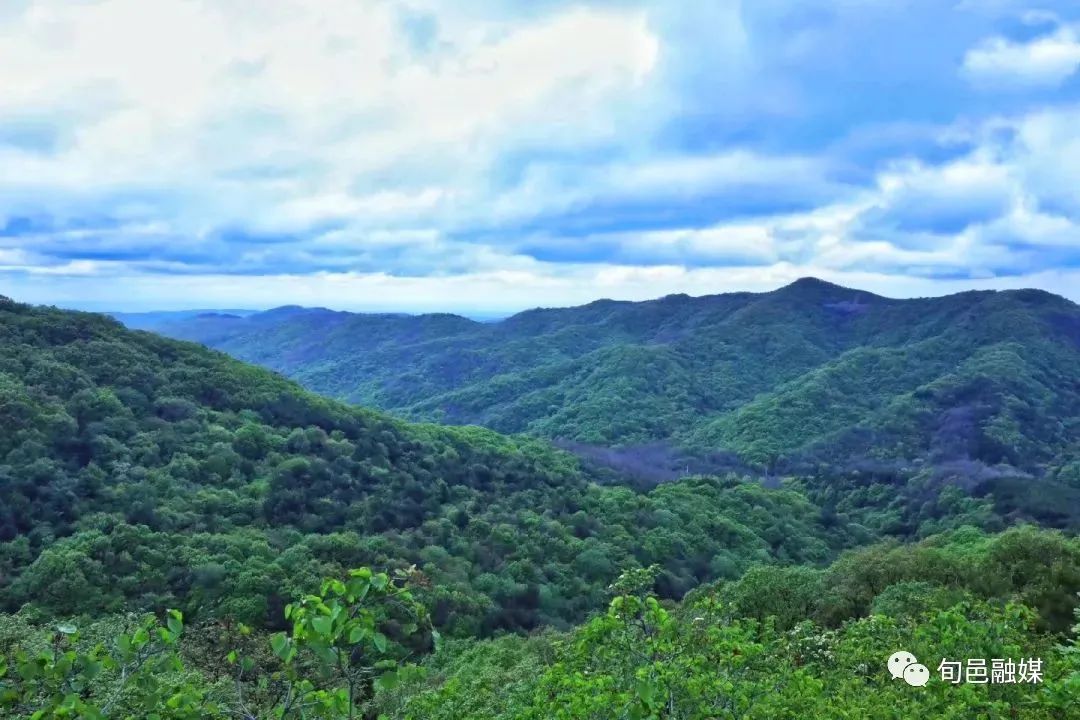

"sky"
[2,0,1080,313]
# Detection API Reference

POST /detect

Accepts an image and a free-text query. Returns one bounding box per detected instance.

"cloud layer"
[1,0,1079,311]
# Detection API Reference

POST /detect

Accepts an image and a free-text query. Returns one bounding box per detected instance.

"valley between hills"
[1,283,1077,718]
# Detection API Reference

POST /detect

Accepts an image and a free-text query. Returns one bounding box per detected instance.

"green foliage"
[2,536,1077,718]
[381,634,555,720]
[144,281,1080,504]
[0,567,424,720]
[385,555,1080,720]
[4,294,1079,718]
[702,524,1080,634]
[0,610,208,719]
[0,300,856,637]
[226,566,428,719]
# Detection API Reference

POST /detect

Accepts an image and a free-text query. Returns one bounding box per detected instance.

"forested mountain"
[0,295,858,635]
[2,295,1078,718]
[4,526,1079,718]
[137,279,1080,486]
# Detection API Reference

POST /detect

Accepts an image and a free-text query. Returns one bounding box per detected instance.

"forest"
[132,279,1080,487]
[1,293,1078,717]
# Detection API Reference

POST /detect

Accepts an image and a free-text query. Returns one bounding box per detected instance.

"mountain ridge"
[0,296,870,633]
[118,279,1080,487]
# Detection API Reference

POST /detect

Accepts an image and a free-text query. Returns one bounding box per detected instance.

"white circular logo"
[903,663,930,687]
[888,650,918,680]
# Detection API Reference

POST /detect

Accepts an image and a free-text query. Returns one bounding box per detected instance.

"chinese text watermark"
[888,651,1043,687]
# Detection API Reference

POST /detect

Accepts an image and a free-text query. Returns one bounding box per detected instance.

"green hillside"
[141,279,1080,488]
[0,296,862,635]
[2,297,1078,718]
[387,526,1080,720]
[3,526,1077,719]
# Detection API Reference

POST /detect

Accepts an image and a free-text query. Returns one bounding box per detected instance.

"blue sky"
[1,0,1080,312]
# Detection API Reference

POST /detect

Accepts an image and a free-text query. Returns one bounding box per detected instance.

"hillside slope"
[0,297,856,634]
[3,297,1078,720]
[140,279,1080,482]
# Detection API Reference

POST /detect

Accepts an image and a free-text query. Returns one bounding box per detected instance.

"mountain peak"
[195,312,242,320]
[257,305,332,319]
[778,277,845,293]
[771,277,884,304]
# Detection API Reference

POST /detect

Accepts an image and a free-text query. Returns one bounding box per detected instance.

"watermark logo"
[937,658,1043,684]
[888,650,929,687]
[889,651,1043,686]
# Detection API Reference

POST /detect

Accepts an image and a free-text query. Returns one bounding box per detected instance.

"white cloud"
[546,114,1080,281]
[627,225,779,265]
[11,262,1080,314]
[472,149,839,232]
[1009,104,1080,214]
[963,23,1080,87]
[0,0,660,233]
[1,1,1079,311]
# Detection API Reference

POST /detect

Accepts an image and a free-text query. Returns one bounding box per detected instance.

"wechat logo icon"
[889,650,930,687]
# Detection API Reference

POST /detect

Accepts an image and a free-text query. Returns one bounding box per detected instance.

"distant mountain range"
[111,308,507,330]
[122,278,1080,486]
[0,294,856,630]
[109,309,259,331]
[8,298,1078,720]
